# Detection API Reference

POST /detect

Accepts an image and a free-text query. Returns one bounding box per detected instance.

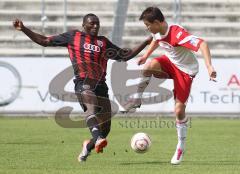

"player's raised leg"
[121,59,167,113]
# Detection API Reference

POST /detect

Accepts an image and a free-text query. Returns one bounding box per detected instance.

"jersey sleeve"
[173,26,204,52]
[151,33,157,41]
[48,30,75,47]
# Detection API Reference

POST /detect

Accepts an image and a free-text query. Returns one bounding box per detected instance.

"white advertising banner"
[0,57,239,115]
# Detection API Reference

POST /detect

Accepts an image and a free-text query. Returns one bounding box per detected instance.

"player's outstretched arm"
[137,39,159,65]
[13,19,50,47]
[121,36,153,61]
[199,41,217,82]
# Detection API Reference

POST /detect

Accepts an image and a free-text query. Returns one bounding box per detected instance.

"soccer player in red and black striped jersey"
[13,14,152,162]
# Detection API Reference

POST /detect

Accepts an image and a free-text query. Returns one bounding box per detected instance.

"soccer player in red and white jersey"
[122,7,217,164]
[13,14,151,162]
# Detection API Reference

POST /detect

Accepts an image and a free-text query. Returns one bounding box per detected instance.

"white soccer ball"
[130,132,151,153]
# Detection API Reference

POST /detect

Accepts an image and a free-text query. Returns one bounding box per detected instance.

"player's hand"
[137,56,148,65]
[207,65,217,82]
[13,19,24,31]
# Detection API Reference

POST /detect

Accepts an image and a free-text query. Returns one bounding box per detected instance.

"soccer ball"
[130,132,151,153]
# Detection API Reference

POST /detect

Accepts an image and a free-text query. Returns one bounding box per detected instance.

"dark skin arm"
[119,36,153,61]
[14,18,152,59]
[13,19,50,47]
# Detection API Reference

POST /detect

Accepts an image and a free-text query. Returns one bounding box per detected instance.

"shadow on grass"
[0,142,51,145]
[119,160,240,166]
[119,161,169,165]
[183,161,240,166]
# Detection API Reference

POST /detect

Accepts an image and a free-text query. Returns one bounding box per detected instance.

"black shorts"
[73,78,109,112]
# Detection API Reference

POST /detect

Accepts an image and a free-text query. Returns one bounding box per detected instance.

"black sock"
[86,114,102,142]
[86,138,95,152]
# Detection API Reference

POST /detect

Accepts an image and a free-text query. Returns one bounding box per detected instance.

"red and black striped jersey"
[48,30,122,81]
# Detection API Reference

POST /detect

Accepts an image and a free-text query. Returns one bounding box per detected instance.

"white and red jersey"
[151,23,203,76]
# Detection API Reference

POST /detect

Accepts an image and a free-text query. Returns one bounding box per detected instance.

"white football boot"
[120,98,142,113]
[171,148,184,165]
[77,140,90,162]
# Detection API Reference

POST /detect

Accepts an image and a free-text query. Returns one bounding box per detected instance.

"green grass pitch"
[0,117,240,174]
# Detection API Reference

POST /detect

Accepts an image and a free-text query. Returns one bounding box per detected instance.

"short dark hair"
[83,13,99,23]
[139,7,165,23]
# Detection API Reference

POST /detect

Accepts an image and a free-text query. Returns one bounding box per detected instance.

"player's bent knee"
[143,59,162,77]
[151,59,161,67]
[150,59,163,74]
[85,113,98,127]
[142,62,153,77]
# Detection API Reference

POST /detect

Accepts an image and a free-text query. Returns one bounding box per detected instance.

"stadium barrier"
[0,57,239,116]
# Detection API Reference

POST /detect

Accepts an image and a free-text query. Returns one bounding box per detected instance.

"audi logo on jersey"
[83,43,101,52]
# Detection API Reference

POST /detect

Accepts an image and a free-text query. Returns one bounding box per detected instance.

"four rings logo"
[84,43,101,53]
